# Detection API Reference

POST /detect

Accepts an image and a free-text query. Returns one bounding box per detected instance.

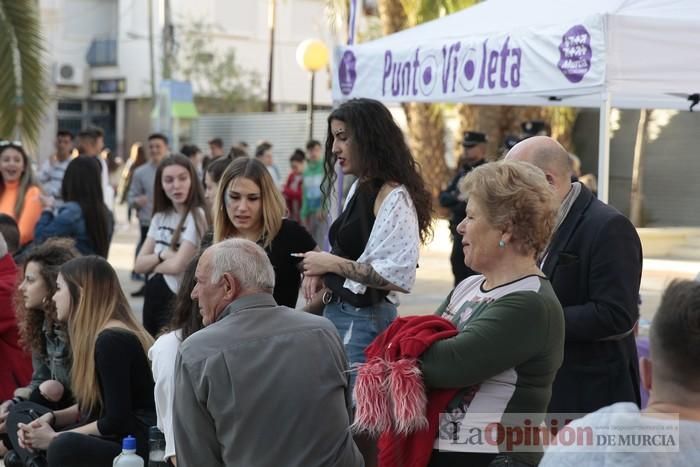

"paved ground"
[107,205,700,335]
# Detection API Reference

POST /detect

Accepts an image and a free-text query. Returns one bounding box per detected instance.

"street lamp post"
[296,39,329,141]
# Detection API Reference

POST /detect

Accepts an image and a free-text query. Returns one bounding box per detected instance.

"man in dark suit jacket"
[507,136,642,415]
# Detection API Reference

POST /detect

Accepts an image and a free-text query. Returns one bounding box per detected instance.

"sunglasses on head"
[0,140,22,148]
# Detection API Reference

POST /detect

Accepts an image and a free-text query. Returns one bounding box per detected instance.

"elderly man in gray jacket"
[173,239,363,467]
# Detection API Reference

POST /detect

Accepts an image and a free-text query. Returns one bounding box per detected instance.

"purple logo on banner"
[339,50,357,95]
[558,25,592,83]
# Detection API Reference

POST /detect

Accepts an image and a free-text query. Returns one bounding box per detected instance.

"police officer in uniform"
[439,131,488,286]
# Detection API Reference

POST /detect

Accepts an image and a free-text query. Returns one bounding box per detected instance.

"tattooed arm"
[335,258,404,291]
[301,251,407,293]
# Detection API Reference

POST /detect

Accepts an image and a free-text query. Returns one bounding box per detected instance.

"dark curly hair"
[321,98,433,243]
[16,238,79,354]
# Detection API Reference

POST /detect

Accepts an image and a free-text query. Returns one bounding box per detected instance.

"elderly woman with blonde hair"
[420,160,565,467]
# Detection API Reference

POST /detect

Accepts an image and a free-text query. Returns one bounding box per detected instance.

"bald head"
[505,136,572,203]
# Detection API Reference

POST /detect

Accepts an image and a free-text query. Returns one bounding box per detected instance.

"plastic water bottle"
[148,426,168,466]
[113,436,144,467]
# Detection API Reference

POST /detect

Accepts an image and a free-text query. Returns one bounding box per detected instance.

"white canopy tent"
[331,0,700,202]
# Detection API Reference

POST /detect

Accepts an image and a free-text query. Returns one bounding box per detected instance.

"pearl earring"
[498,239,506,248]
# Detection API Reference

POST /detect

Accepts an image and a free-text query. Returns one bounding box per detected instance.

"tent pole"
[597,91,611,203]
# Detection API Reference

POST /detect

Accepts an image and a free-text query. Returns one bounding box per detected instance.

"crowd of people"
[0,97,692,467]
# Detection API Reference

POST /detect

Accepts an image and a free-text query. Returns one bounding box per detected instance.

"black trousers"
[428,451,533,467]
[28,385,74,411]
[7,401,125,467]
[1,387,74,450]
[6,401,147,467]
[142,273,175,337]
[428,450,496,467]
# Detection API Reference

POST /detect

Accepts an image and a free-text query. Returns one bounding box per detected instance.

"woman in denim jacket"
[0,239,79,458]
[34,156,112,258]
[0,238,79,444]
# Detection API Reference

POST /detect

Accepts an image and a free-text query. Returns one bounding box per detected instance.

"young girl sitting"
[7,256,156,466]
[0,239,78,446]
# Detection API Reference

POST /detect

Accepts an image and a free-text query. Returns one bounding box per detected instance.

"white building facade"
[37,0,334,160]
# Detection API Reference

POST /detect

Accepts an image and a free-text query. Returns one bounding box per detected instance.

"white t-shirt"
[147,209,202,293]
[148,330,181,462]
[99,157,115,212]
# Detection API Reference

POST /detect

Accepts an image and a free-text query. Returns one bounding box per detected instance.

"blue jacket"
[29,320,71,391]
[34,202,96,256]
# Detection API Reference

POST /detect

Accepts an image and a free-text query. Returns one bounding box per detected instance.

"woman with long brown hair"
[35,156,112,258]
[0,141,42,247]
[212,157,316,307]
[7,256,156,466]
[135,154,209,336]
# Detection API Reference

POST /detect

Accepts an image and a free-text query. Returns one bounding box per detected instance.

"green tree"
[379,0,479,201]
[172,19,264,113]
[0,0,47,144]
[326,0,477,201]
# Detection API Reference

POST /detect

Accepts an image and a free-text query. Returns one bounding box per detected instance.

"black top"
[325,180,388,307]
[265,219,316,307]
[94,328,155,458]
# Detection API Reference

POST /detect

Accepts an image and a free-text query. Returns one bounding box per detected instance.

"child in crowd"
[203,156,232,217]
[135,155,209,336]
[282,149,306,222]
[180,144,204,179]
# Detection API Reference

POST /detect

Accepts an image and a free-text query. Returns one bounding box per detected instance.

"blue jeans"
[324,299,397,397]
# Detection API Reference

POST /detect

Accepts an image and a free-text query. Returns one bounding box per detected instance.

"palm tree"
[325,0,478,199]
[0,0,47,144]
[376,0,478,201]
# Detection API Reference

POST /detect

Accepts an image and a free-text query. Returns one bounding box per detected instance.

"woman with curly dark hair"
[300,98,433,465]
[0,239,78,449]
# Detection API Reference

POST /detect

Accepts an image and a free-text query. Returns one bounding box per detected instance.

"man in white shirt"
[540,279,700,466]
[37,130,75,204]
[77,127,115,212]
